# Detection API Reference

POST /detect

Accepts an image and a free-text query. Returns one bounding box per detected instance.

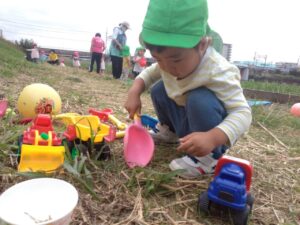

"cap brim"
[141,28,201,48]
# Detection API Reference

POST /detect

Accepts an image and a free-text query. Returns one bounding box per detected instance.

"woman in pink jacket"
[89,33,105,74]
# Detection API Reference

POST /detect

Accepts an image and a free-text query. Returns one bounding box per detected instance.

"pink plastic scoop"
[123,114,154,168]
[0,99,8,118]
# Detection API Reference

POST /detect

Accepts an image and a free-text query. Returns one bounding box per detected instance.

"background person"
[30,43,40,63]
[59,58,66,67]
[47,49,59,65]
[109,21,129,79]
[120,45,131,80]
[100,53,106,75]
[132,47,147,77]
[89,33,105,74]
[124,0,252,179]
[72,51,81,68]
[39,50,47,63]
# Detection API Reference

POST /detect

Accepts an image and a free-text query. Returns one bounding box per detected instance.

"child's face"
[150,37,210,79]
[138,50,145,56]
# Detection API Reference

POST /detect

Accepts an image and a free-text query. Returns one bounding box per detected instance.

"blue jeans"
[150,81,228,159]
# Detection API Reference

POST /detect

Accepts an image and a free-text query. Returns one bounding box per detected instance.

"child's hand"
[177,129,228,157]
[124,94,142,119]
[124,78,146,119]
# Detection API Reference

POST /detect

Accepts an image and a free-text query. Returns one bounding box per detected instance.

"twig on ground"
[162,211,178,225]
[272,207,281,223]
[79,205,88,223]
[164,199,197,208]
[120,170,130,180]
[114,188,149,225]
[257,122,288,149]
[184,208,189,219]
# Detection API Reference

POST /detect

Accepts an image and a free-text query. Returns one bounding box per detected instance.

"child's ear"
[197,36,211,54]
[199,36,211,49]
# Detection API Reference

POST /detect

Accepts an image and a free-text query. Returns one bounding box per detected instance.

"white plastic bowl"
[0,178,78,225]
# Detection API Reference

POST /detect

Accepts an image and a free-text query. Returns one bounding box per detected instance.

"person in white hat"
[109,21,130,79]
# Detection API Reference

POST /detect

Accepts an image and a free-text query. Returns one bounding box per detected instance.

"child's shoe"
[149,123,179,144]
[169,154,217,179]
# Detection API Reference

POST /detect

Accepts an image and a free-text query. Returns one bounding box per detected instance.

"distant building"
[222,43,232,61]
[275,62,298,74]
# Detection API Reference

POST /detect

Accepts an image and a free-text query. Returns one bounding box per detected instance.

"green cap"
[122,45,130,57]
[141,0,209,48]
[136,47,146,52]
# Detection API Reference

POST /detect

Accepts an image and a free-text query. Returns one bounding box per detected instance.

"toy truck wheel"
[198,191,210,215]
[247,193,254,211]
[231,205,250,225]
[95,142,111,161]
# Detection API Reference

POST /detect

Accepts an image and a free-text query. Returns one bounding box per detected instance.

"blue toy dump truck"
[198,155,254,225]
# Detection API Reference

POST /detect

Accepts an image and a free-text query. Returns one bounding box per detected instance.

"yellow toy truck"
[17,114,65,172]
[54,113,111,160]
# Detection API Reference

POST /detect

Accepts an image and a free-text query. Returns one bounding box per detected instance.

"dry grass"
[0,62,300,225]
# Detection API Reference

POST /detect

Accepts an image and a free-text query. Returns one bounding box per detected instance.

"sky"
[0,0,299,63]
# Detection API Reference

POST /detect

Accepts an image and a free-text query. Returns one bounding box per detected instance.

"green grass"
[0,38,35,77]
[242,80,300,96]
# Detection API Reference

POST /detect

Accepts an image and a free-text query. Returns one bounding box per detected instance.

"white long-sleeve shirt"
[137,47,252,146]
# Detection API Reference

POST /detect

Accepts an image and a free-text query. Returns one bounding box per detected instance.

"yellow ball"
[17,83,62,118]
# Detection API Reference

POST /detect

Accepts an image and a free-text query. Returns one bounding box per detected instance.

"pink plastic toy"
[290,103,300,117]
[139,57,147,67]
[123,114,154,168]
[0,99,8,118]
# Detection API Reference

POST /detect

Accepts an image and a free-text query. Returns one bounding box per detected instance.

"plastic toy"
[0,178,78,225]
[141,114,159,132]
[17,83,62,119]
[54,113,111,160]
[89,108,127,138]
[124,114,154,168]
[198,155,254,225]
[0,99,8,118]
[290,103,300,117]
[139,57,147,67]
[18,114,65,172]
[89,108,127,130]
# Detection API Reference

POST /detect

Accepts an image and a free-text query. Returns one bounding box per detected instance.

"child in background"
[132,47,147,77]
[120,45,131,80]
[124,0,252,179]
[47,50,59,65]
[30,43,40,63]
[72,51,81,68]
[39,50,47,63]
[59,58,66,67]
[100,54,106,75]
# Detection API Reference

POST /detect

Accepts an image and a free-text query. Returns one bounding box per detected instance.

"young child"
[120,45,131,80]
[39,50,48,63]
[124,0,252,179]
[132,47,147,77]
[100,54,106,75]
[47,50,59,65]
[59,58,66,67]
[30,43,40,63]
[72,51,81,68]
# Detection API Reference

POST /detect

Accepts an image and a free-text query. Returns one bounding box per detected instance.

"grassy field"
[0,38,299,225]
[242,80,300,96]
